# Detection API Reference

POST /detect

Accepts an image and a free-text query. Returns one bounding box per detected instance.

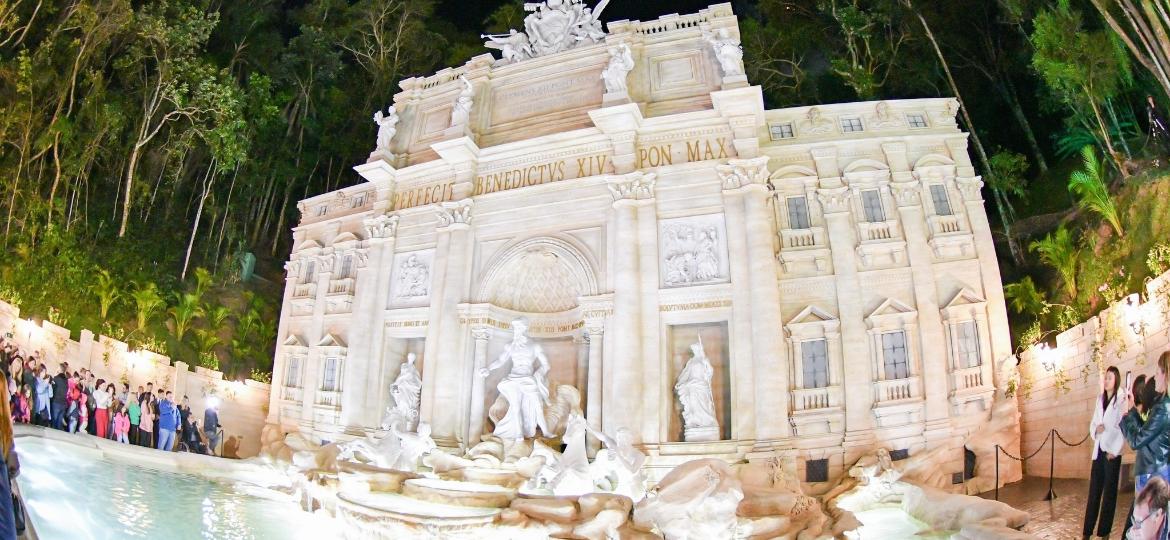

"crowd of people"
[0,337,223,458]
[1084,352,1170,540]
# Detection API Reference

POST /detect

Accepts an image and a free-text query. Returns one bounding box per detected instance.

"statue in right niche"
[674,335,719,441]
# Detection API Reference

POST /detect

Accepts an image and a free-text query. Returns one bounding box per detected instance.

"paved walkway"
[980,476,1133,539]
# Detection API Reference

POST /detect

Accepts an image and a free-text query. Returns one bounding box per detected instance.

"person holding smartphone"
[1084,366,1124,540]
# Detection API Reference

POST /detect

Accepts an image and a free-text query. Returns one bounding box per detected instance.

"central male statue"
[481,318,552,441]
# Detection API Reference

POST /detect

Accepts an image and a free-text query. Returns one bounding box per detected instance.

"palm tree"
[1030,226,1081,299]
[91,268,121,319]
[204,303,231,329]
[193,328,221,367]
[168,292,204,342]
[1068,145,1123,237]
[192,267,214,299]
[129,281,166,331]
[1003,276,1049,317]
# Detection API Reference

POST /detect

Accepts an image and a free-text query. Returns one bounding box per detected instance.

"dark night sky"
[435,0,726,32]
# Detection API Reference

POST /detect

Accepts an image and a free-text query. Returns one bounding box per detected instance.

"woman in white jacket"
[1084,365,1124,540]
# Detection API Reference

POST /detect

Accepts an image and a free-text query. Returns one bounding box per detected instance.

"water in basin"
[15,436,330,540]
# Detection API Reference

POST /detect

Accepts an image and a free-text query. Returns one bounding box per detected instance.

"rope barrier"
[992,427,1099,500]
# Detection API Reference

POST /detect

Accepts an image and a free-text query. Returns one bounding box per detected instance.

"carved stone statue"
[704,27,744,77]
[480,318,552,441]
[450,75,474,128]
[483,29,534,63]
[528,413,593,496]
[481,0,609,63]
[601,43,635,94]
[388,353,422,431]
[396,254,430,299]
[675,338,719,441]
[337,421,435,472]
[590,426,648,502]
[372,105,398,154]
[798,106,834,136]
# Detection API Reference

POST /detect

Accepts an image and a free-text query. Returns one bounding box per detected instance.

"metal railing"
[993,428,1091,501]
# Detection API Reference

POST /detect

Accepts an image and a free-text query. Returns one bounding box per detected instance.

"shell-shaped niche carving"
[488,247,582,313]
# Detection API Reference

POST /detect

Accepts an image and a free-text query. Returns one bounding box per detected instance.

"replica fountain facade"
[258,2,1028,537]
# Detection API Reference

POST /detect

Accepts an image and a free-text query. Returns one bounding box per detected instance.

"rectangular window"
[840,117,864,133]
[322,358,340,392]
[301,260,316,285]
[801,338,829,389]
[339,255,353,279]
[285,357,301,388]
[316,205,327,217]
[351,195,366,208]
[806,458,829,483]
[956,320,981,369]
[930,184,953,216]
[906,113,928,128]
[769,122,795,140]
[861,189,886,223]
[787,196,812,230]
[881,331,909,380]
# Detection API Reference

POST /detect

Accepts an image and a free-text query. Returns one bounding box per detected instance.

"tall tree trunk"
[904,0,1024,264]
[45,135,62,230]
[1087,92,1130,177]
[120,143,142,237]
[999,77,1049,174]
[182,162,217,280]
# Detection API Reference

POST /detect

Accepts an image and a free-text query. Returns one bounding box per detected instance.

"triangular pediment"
[332,231,360,245]
[944,288,986,309]
[316,333,347,348]
[867,298,917,319]
[282,334,306,347]
[295,239,323,252]
[787,305,838,326]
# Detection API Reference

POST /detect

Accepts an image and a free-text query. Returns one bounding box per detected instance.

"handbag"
[12,493,24,535]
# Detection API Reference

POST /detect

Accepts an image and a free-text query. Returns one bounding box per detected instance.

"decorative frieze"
[659,214,730,288]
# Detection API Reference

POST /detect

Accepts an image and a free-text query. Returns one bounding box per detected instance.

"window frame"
[840,117,864,133]
[860,189,886,223]
[929,184,954,216]
[769,122,796,140]
[905,113,929,129]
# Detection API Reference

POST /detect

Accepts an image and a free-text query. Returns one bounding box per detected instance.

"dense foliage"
[1,0,1170,374]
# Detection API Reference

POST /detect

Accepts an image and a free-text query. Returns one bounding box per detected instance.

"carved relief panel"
[658,213,730,288]
[389,249,435,308]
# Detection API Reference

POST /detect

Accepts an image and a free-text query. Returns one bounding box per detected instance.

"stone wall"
[1016,271,1170,479]
[0,300,271,458]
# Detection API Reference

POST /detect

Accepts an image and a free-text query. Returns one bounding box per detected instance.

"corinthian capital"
[816,186,851,214]
[436,198,473,228]
[889,180,922,207]
[716,156,770,190]
[955,177,985,202]
[363,213,400,240]
[607,171,656,202]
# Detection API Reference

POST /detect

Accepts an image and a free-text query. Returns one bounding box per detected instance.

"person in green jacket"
[127,392,141,446]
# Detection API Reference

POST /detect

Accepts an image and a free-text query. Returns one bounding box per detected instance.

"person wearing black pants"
[1085,366,1124,540]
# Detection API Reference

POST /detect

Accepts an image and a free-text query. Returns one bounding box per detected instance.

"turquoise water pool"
[15,437,329,539]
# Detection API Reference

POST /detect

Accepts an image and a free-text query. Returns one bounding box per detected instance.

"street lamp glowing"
[1037,343,1060,373]
[1125,295,1148,336]
[207,396,221,409]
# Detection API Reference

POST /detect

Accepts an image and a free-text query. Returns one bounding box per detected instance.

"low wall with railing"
[1016,271,1170,479]
[0,300,271,458]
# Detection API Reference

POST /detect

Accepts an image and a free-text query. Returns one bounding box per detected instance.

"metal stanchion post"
[995,444,1000,501]
[1044,428,1057,501]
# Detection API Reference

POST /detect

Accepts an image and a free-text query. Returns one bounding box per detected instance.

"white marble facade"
[268,2,1012,489]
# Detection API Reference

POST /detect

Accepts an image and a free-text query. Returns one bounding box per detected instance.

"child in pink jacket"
[113,406,130,444]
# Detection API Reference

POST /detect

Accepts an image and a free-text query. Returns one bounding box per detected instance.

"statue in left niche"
[383,352,422,432]
[675,336,719,441]
[372,105,398,155]
[450,75,474,128]
[480,318,552,441]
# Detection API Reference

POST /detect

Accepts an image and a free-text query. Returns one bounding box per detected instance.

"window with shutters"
[322,357,340,391]
[861,189,885,223]
[787,196,812,229]
[285,357,301,388]
[301,260,316,285]
[802,339,829,389]
[881,331,909,380]
[955,320,981,368]
[929,184,953,216]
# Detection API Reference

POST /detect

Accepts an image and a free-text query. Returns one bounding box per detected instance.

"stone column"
[947,137,1013,384]
[302,252,331,425]
[813,147,874,456]
[420,199,474,447]
[718,178,757,441]
[466,326,491,446]
[585,325,604,452]
[635,199,661,444]
[604,172,653,437]
[719,157,792,441]
[358,214,400,428]
[268,262,299,425]
[885,141,951,437]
